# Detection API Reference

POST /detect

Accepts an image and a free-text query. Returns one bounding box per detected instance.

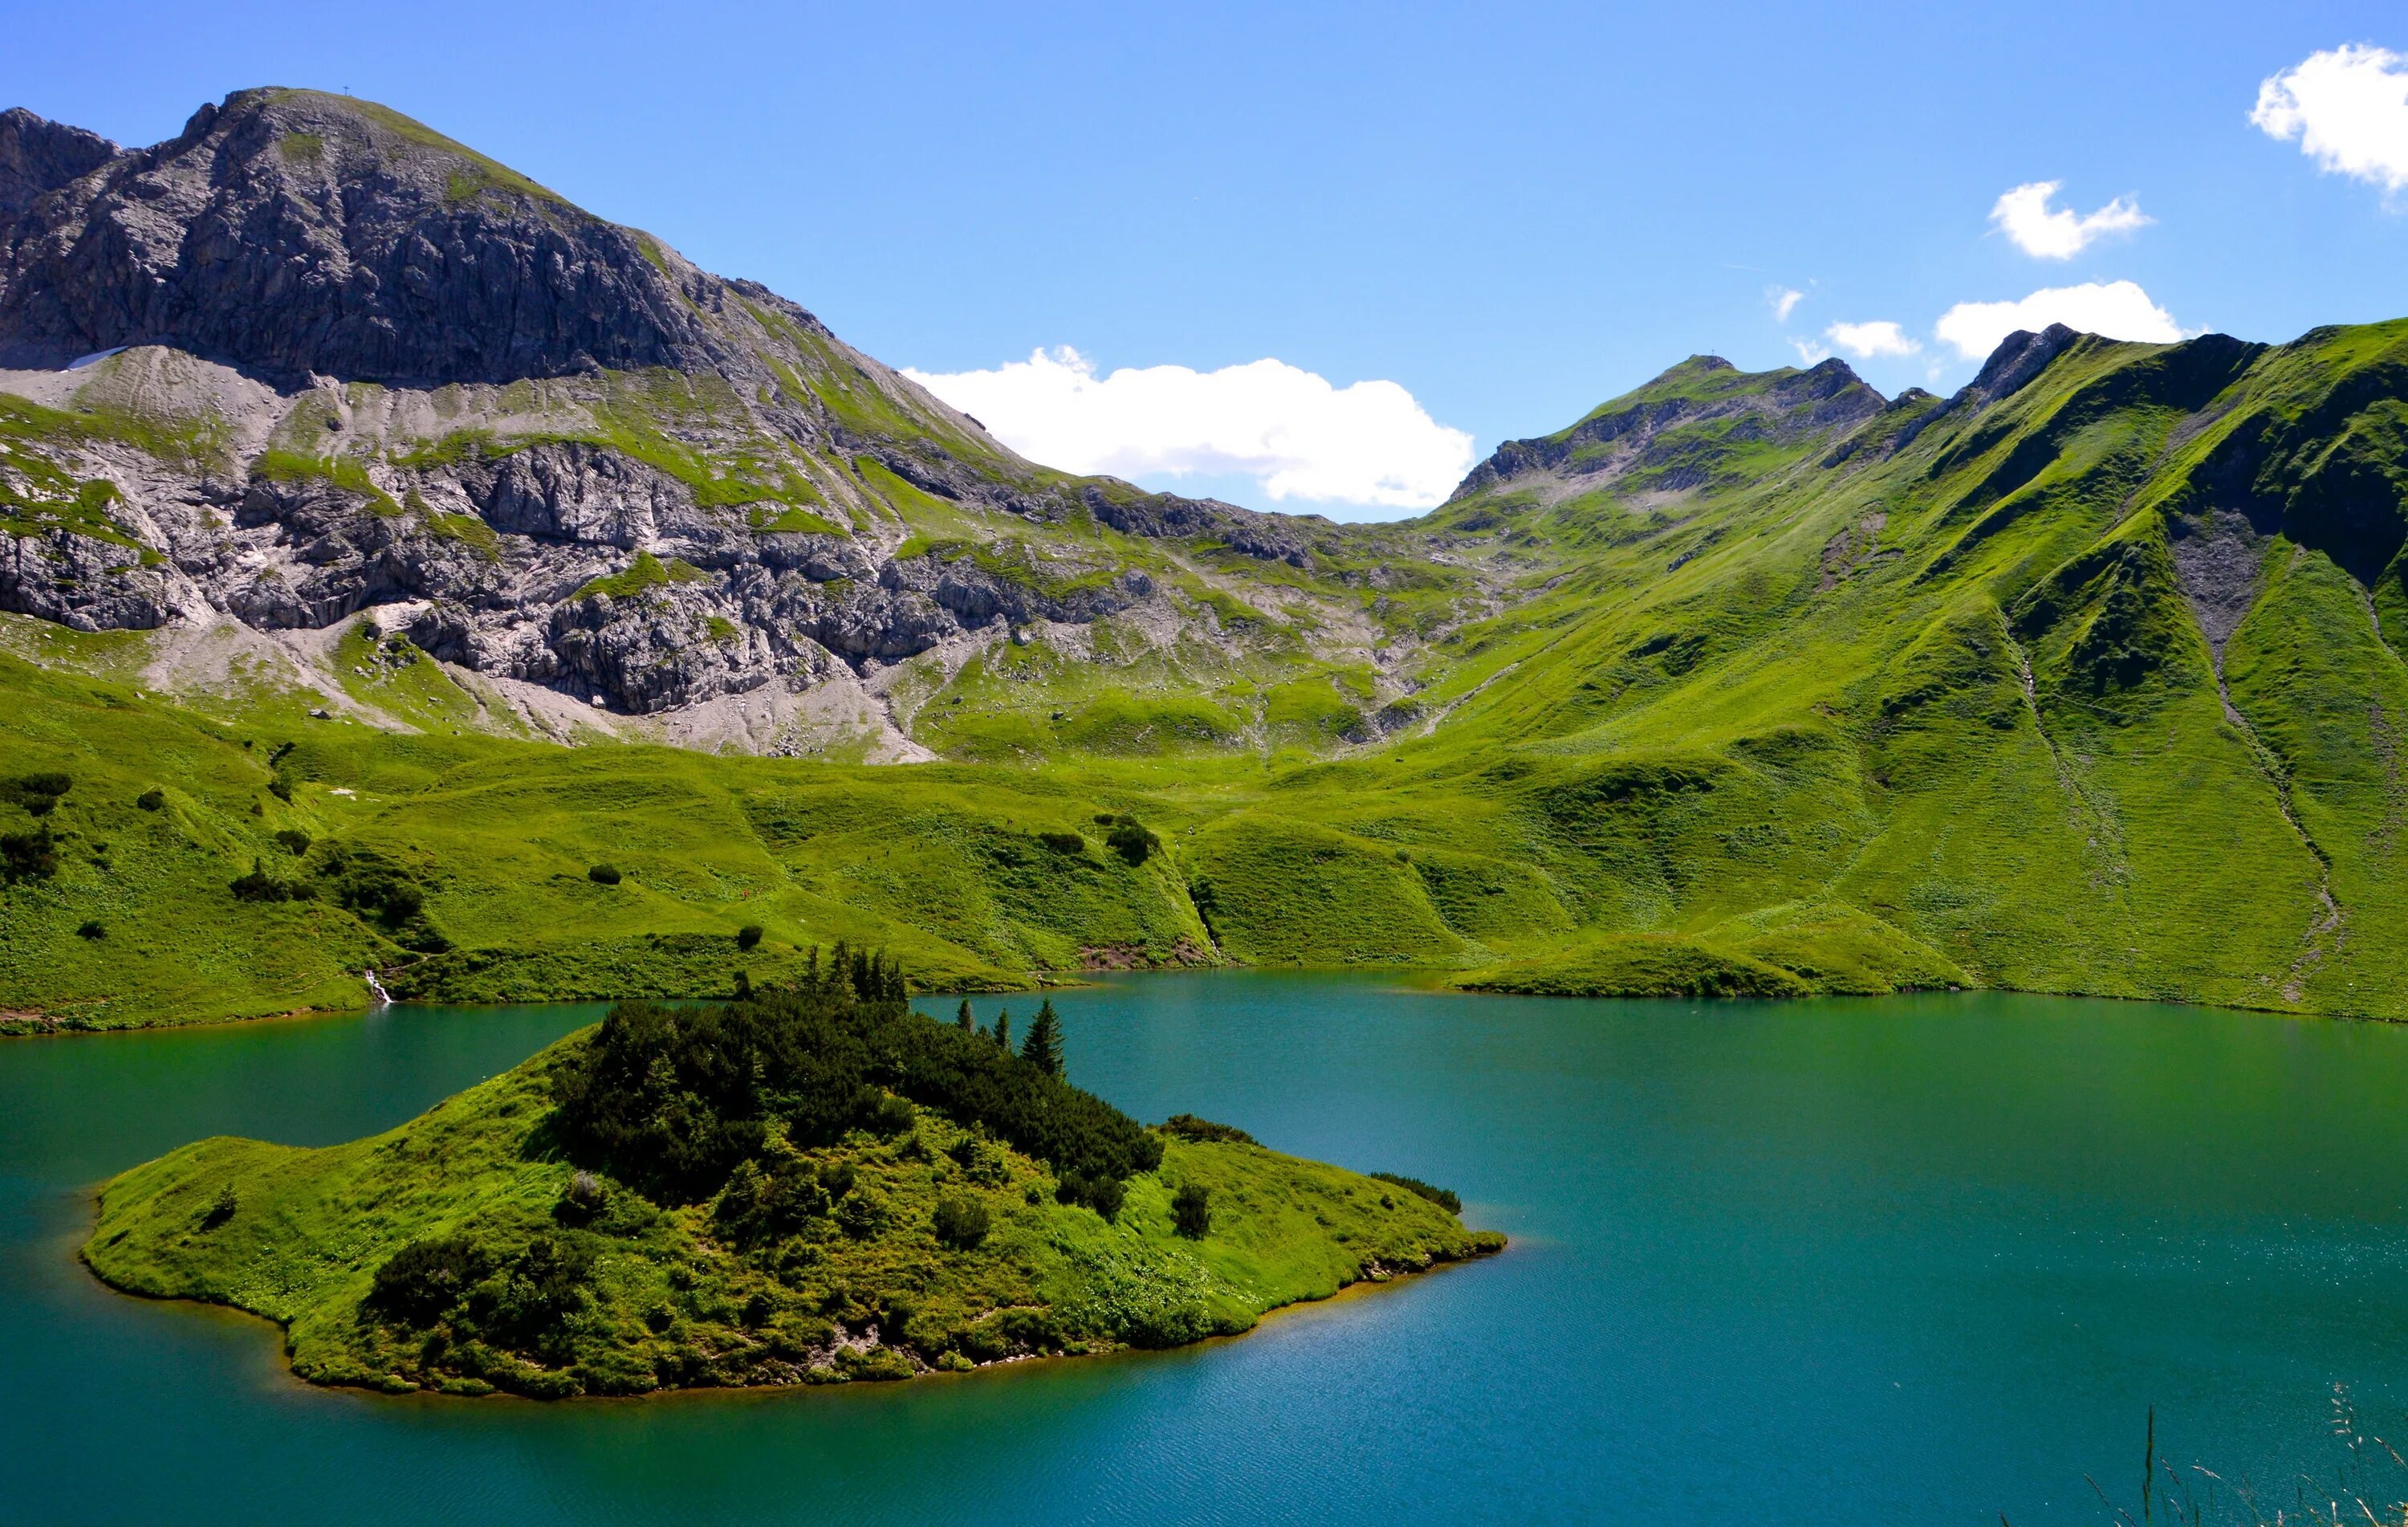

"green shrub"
[1159,1114,1255,1146]
[588,863,621,885]
[549,948,1160,1203]
[135,788,165,811]
[957,1317,1010,1362]
[1036,831,1086,854]
[1370,1171,1461,1215]
[554,1171,608,1225]
[274,829,312,856]
[1,826,57,882]
[76,920,104,940]
[1104,815,1157,865]
[0,772,71,816]
[950,1135,1011,1186]
[368,1234,492,1324]
[229,856,294,902]
[1055,1171,1126,1221]
[714,1156,837,1244]
[1171,1182,1211,1239]
[201,1183,237,1230]
[737,923,763,950]
[932,1194,990,1249]
[835,1185,891,1239]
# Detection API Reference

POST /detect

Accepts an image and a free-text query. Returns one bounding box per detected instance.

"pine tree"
[956,998,974,1031]
[1020,999,1064,1077]
[990,1008,1011,1049]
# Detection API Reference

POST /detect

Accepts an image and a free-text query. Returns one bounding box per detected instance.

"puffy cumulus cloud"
[1767,286,1804,322]
[1989,181,2151,259]
[903,347,1475,510]
[1934,281,2182,360]
[1788,337,1832,365]
[1824,320,1921,359]
[2252,44,2408,193]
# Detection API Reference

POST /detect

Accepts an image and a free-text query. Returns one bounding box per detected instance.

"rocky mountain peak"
[0,88,724,385]
[0,107,118,221]
[1444,352,1885,503]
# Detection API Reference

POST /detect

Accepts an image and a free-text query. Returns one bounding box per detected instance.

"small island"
[82,954,1503,1398]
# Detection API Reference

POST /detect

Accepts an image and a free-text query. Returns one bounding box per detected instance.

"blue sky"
[8,2,2408,519]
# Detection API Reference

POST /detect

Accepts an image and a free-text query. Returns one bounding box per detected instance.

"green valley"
[8,92,2408,1028]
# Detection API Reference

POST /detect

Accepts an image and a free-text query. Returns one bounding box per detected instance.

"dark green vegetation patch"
[83,956,1503,1398]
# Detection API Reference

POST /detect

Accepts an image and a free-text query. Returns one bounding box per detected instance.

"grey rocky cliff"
[0,108,118,222]
[0,90,725,384]
[0,91,1344,720]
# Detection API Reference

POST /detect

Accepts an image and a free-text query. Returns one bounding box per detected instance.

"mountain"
[0,88,1388,750]
[10,88,2408,1027]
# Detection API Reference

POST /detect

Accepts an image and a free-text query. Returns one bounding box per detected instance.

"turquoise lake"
[7,973,2408,1523]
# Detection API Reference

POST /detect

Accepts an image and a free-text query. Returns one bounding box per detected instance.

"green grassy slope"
[18,321,2408,1024]
[84,1020,1499,1397]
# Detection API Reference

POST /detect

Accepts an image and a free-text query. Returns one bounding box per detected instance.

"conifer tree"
[956,999,974,1031]
[1020,998,1064,1077]
[990,1008,1011,1049]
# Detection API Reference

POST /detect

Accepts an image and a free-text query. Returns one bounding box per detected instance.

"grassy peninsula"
[83,955,1501,1398]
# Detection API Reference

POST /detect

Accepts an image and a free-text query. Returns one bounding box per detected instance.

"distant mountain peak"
[0,106,117,221]
[1444,353,1885,504]
[0,88,719,385]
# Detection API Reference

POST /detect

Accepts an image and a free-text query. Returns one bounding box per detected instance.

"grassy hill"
[10,92,2408,1025]
[83,971,1500,1397]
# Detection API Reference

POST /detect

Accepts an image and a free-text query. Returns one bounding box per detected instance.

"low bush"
[368,1231,594,1359]
[1055,1171,1126,1221]
[228,856,295,902]
[737,924,763,950]
[1,826,56,882]
[76,920,104,940]
[135,788,165,811]
[712,1157,832,1245]
[1036,831,1086,854]
[1369,1171,1461,1215]
[588,863,621,885]
[368,1235,490,1324]
[1159,1114,1255,1146]
[932,1194,990,1249]
[315,845,425,926]
[554,1171,608,1225]
[1104,814,1157,865]
[274,829,312,857]
[1171,1182,1211,1240]
[0,772,71,816]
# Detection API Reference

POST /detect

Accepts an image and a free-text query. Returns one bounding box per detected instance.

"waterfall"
[364,969,393,1008]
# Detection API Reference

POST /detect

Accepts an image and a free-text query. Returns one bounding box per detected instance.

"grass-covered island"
[82,953,1503,1398]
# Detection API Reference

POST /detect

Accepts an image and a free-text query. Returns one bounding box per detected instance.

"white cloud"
[1934,280,2183,360]
[903,347,1474,510]
[1768,286,1804,322]
[2252,44,2408,193]
[1989,181,2151,259]
[1824,320,1921,359]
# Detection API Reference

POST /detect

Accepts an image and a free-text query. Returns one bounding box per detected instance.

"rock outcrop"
[0,92,1348,719]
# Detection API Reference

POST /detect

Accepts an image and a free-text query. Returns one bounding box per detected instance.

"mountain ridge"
[11,89,2408,1028]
